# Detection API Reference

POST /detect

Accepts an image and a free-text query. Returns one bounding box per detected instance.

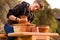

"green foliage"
[52,8,60,35]
[55,20,60,35]
[52,8,60,14]
[32,0,57,32]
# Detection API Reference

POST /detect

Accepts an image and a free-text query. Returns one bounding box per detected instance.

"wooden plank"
[8,32,59,37]
[0,34,6,38]
[32,36,50,40]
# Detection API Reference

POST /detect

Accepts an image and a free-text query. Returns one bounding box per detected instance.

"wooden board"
[8,32,59,37]
[0,34,6,38]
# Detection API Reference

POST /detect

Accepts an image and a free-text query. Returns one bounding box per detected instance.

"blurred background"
[0,0,60,40]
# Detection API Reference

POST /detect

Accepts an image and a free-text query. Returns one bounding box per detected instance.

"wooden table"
[8,32,59,40]
[0,34,6,38]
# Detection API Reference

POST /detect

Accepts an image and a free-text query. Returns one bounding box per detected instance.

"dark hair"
[21,1,30,8]
[35,0,44,9]
[13,1,30,9]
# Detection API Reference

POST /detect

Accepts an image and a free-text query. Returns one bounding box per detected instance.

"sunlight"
[46,0,60,9]
[22,0,34,5]
[18,0,60,9]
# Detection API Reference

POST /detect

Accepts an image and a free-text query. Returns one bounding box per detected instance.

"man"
[4,0,44,40]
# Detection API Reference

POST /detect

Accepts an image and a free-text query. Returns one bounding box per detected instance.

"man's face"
[29,3,41,12]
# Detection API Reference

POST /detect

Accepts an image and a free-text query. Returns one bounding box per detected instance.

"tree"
[0,0,21,35]
[0,0,19,24]
[32,0,57,32]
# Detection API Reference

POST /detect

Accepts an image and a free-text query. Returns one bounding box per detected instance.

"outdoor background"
[0,0,60,40]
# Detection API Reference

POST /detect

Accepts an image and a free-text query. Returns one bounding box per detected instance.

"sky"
[18,0,60,9]
[22,0,34,4]
[46,0,60,9]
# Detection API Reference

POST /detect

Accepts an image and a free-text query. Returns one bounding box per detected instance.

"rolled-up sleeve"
[7,9,14,18]
[7,4,24,19]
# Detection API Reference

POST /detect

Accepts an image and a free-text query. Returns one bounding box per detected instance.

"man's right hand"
[17,18,28,23]
[9,15,28,23]
[16,18,21,22]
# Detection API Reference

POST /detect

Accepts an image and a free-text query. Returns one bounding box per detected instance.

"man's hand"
[16,18,28,23]
[9,15,28,23]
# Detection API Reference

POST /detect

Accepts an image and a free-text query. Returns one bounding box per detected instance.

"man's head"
[29,0,44,12]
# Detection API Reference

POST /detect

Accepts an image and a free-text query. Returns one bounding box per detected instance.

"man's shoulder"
[21,1,30,7]
[21,1,30,5]
[13,1,30,9]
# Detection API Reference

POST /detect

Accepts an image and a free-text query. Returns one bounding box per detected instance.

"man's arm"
[7,9,20,21]
[7,2,29,22]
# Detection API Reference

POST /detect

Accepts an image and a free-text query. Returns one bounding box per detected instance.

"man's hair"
[35,0,44,9]
[21,1,30,8]
[13,1,30,9]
